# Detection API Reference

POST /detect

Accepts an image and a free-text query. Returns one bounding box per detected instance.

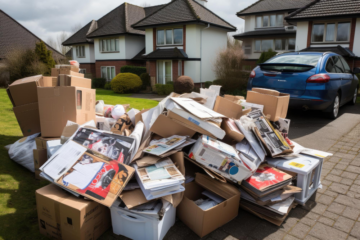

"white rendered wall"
[184,61,200,83]
[72,44,94,63]
[295,21,309,51]
[124,35,145,59]
[94,36,126,60]
[186,24,201,58]
[244,15,256,32]
[353,18,360,57]
[145,28,154,54]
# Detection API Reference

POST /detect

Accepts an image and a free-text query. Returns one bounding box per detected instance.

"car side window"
[333,56,345,73]
[339,56,351,73]
[326,57,336,73]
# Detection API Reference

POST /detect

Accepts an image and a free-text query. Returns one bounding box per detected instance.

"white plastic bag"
[8,133,40,172]
[69,60,80,68]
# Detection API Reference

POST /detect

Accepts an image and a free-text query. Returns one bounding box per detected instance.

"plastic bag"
[8,133,40,172]
[111,105,125,120]
[69,60,80,68]
[95,100,105,115]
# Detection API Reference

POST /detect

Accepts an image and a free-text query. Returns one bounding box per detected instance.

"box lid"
[213,96,243,119]
[7,75,42,106]
[195,173,239,199]
[252,88,280,96]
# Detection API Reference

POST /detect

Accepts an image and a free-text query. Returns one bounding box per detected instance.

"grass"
[0,88,158,240]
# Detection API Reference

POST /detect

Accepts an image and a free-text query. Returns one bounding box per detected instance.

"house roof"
[233,28,296,39]
[300,45,356,57]
[286,0,360,21]
[236,0,314,17]
[0,9,64,60]
[132,0,236,31]
[145,48,189,59]
[62,21,94,46]
[132,48,146,61]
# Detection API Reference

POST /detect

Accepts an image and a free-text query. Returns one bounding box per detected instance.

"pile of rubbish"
[6,61,333,240]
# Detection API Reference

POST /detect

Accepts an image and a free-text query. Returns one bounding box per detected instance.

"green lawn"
[0,88,157,240]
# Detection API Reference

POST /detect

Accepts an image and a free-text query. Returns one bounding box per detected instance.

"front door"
[157,60,172,84]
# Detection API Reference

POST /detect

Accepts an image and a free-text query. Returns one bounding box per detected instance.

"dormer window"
[157,28,183,46]
[99,38,119,52]
[256,14,283,28]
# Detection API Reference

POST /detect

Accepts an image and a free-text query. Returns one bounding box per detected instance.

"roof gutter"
[200,23,210,88]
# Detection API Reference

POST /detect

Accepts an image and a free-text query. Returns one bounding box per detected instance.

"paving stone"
[335,195,360,209]
[309,223,348,240]
[327,202,346,214]
[334,153,356,160]
[248,222,285,240]
[340,178,353,186]
[317,195,334,205]
[323,211,339,220]
[323,190,338,198]
[321,179,333,186]
[348,151,358,155]
[210,229,228,240]
[341,146,352,151]
[350,159,360,167]
[354,180,360,185]
[329,183,350,194]
[318,185,328,194]
[334,163,349,170]
[330,169,343,176]
[346,165,360,174]
[281,216,300,233]
[283,235,301,240]
[290,222,311,239]
[300,217,317,227]
[304,235,320,240]
[224,236,239,240]
[347,236,358,240]
[341,171,358,180]
[346,191,360,199]
[351,148,360,152]
[339,158,352,164]
[262,230,287,240]
[318,216,335,226]
[326,174,342,182]
[334,216,355,233]
[349,184,360,194]
[311,203,327,215]
[339,149,348,154]
[351,222,360,238]
[323,162,337,170]
[328,157,341,163]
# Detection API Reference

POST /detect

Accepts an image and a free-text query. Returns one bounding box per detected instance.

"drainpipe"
[200,23,210,88]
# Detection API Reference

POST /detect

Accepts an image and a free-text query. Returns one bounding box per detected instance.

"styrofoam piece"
[111,200,175,240]
[266,154,323,205]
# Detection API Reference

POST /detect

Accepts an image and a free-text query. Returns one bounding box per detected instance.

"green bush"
[257,49,277,64]
[120,66,147,76]
[104,82,112,90]
[111,73,142,93]
[92,78,106,88]
[140,73,151,87]
[204,81,213,88]
[155,84,174,95]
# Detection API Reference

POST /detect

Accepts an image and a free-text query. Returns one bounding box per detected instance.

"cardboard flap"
[120,189,151,209]
[213,96,243,119]
[136,155,162,167]
[224,95,244,102]
[185,156,227,183]
[195,173,239,199]
[252,88,280,96]
[150,114,196,138]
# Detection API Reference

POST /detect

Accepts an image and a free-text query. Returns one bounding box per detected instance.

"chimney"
[194,0,207,7]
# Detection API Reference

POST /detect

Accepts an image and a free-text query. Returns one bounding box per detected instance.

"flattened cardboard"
[177,173,240,237]
[33,149,47,179]
[13,102,41,136]
[37,87,96,137]
[150,114,196,138]
[59,75,91,88]
[213,96,243,119]
[252,88,280,96]
[36,184,110,240]
[135,109,149,125]
[7,75,42,107]
[246,89,290,122]
[224,95,244,103]
[120,189,150,209]
[221,118,245,142]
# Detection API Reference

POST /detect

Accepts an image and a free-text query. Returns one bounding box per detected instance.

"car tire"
[328,93,340,119]
[349,88,358,105]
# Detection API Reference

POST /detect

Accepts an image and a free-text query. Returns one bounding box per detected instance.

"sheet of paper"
[200,88,217,109]
[62,162,104,189]
[269,196,295,214]
[40,141,87,181]
[202,190,225,204]
[170,98,225,119]
[155,159,173,168]
[146,166,171,180]
[128,121,144,163]
[127,108,140,126]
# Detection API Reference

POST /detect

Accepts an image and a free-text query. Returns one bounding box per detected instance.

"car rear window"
[267,55,321,66]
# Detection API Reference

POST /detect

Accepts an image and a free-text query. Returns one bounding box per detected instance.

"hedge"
[92,78,106,88]
[155,84,174,95]
[120,66,147,76]
[111,73,142,93]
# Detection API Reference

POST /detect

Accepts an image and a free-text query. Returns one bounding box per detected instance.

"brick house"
[63,0,237,86]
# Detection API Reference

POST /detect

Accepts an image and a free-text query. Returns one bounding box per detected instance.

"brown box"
[51,68,83,77]
[37,87,96,137]
[224,95,244,103]
[213,96,243,119]
[35,137,60,150]
[150,114,196,138]
[177,173,240,237]
[59,75,91,88]
[33,149,47,179]
[221,118,244,142]
[60,65,80,73]
[246,88,290,121]
[13,102,41,136]
[7,75,42,107]
[36,184,111,240]
[41,76,58,87]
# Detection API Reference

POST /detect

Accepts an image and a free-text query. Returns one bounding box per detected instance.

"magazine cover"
[143,135,186,156]
[245,164,292,191]
[72,128,135,163]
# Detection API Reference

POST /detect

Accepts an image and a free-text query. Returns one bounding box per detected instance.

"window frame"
[76,45,86,58]
[99,38,119,53]
[157,60,172,84]
[156,28,183,46]
[311,21,351,43]
[101,66,116,81]
[255,14,284,28]
[254,38,296,52]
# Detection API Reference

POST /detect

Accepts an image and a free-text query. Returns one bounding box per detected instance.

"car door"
[333,56,350,104]
[339,56,355,101]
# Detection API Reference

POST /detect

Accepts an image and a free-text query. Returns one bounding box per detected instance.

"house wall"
[145,29,154,54]
[295,21,309,51]
[186,24,201,58]
[125,35,145,59]
[94,36,126,60]
[80,63,96,77]
[244,15,256,32]
[353,18,360,56]
[72,44,95,63]
[184,61,200,84]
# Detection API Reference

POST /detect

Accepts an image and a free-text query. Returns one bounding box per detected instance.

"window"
[312,22,351,43]
[79,69,86,74]
[256,14,283,28]
[326,57,336,73]
[101,66,116,81]
[333,56,345,73]
[255,40,261,52]
[157,29,183,45]
[99,38,119,52]
[157,60,172,84]
[255,38,295,52]
[288,38,295,51]
[178,60,182,76]
[76,46,85,58]
[261,40,273,51]
[267,55,321,66]
[275,39,286,50]
[339,56,351,73]
[244,45,252,55]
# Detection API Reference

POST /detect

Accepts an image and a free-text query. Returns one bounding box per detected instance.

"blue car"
[248,52,360,119]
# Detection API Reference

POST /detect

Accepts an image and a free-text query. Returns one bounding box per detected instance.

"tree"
[35,41,55,74]
[46,23,82,54]
[257,49,277,64]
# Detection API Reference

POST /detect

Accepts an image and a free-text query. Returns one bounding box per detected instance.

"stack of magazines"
[134,158,185,200]
[143,135,195,157]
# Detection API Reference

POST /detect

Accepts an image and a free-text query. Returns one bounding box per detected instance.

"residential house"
[285,0,360,69]
[233,0,314,69]
[63,0,236,85]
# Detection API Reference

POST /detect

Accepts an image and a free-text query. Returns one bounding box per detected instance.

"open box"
[177,173,240,237]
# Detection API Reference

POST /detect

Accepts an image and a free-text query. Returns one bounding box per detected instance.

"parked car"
[247,52,360,119]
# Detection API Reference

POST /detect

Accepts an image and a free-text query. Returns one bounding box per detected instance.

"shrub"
[92,78,106,88]
[257,49,277,64]
[120,66,147,76]
[140,73,151,88]
[174,76,194,94]
[104,82,112,90]
[110,73,142,93]
[204,81,213,88]
[155,84,174,95]
[35,41,55,75]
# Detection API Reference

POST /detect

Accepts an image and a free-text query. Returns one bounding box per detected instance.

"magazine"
[143,135,187,156]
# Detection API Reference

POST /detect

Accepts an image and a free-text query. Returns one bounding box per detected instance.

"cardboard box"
[213,96,243,119]
[51,68,83,77]
[246,88,290,122]
[7,75,42,107]
[33,149,47,179]
[221,118,245,142]
[36,184,111,240]
[59,75,91,88]
[177,173,240,237]
[37,87,96,137]
[60,65,80,73]
[13,102,41,136]
[35,137,60,150]
[150,114,196,138]
[252,88,280,96]
[224,95,244,103]
[41,76,58,87]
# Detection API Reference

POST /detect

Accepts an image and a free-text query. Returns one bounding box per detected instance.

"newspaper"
[143,135,186,156]
[271,118,291,138]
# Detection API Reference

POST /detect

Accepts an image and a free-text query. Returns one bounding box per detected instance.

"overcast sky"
[0,0,257,42]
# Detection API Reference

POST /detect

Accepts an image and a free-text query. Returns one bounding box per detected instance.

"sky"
[0,0,258,44]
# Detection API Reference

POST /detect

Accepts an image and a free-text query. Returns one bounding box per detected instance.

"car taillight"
[307,74,330,83]
[250,70,256,78]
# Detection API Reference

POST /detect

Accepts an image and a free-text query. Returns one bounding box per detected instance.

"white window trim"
[178,60,182,76]
[101,66,116,81]
[255,14,284,28]
[254,38,295,53]
[311,21,351,44]
[157,28,183,46]
[76,45,86,58]
[99,38,120,53]
[157,60,172,84]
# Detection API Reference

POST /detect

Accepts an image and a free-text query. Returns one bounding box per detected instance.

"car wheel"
[328,94,340,119]
[350,88,358,105]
